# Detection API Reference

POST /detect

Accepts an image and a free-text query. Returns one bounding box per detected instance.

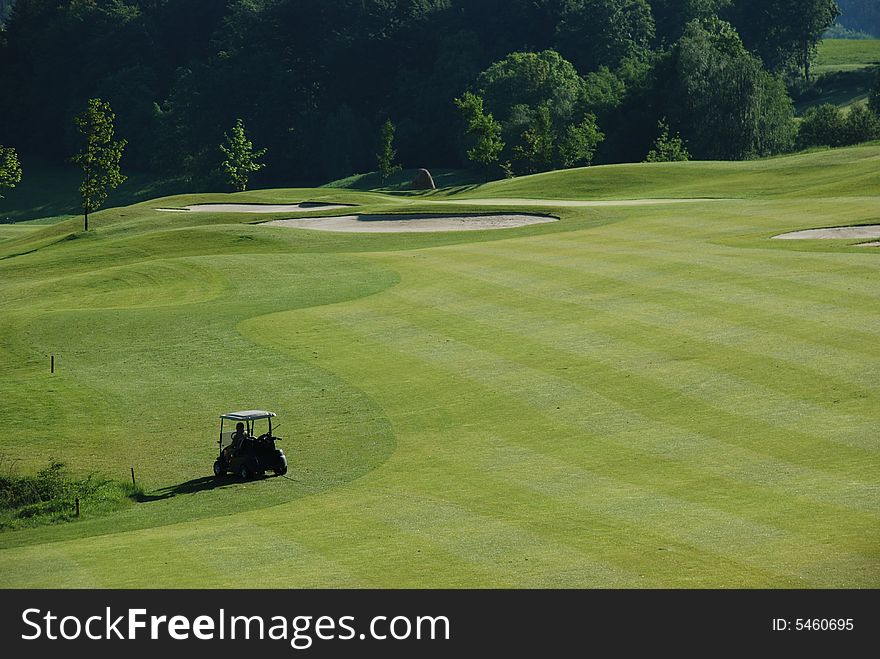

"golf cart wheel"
[213,460,224,478]
[238,464,251,480]
[274,465,288,476]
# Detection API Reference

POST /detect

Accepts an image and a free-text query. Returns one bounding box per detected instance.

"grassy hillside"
[0,158,193,224]
[0,146,877,587]
[321,168,480,191]
[815,38,880,73]
[796,39,880,114]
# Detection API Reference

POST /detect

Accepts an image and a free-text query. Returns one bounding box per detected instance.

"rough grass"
[0,146,877,587]
[0,459,140,530]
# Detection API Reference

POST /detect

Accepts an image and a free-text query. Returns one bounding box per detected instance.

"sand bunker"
[263,213,557,233]
[773,225,880,241]
[156,202,352,213]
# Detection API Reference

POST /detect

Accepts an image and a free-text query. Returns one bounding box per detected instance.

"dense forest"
[0,1,16,23]
[0,0,872,189]
[837,0,880,36]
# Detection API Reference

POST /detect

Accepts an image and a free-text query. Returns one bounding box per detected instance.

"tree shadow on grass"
[137,476,246,502]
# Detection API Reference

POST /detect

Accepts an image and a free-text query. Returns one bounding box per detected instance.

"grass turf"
[815,39,880,74]
[0,146,877,587]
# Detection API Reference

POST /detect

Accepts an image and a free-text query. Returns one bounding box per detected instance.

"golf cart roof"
[220,410,276,421]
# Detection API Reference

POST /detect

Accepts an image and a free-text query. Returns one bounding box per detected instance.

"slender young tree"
[0,145,22,199]
[72,99,127,232]
[376,119,401,183]
[645,120,690,162]
[220,118,267,192]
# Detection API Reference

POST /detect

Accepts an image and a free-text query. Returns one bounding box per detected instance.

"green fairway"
[0,146,878,587]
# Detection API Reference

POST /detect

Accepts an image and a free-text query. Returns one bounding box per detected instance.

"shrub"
[645,120,691,162]
[844,104,880,144]
[0,458,139,530]
[798,102,880,148]
[870,70,880,117]
[798,103,847,147]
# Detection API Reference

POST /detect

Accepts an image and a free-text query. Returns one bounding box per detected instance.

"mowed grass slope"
[797,39,880,114]
[814,38,880,74]
[0,146,878,587]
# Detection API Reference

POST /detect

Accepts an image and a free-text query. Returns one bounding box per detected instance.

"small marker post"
[50,354,54,374]
[131,466,136,488]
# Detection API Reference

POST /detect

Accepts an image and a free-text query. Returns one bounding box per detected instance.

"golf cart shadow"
[137,475,266,502]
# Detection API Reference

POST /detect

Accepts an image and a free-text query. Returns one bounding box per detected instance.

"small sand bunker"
[263,213,557,233]
[156,202,352,213]
[773,225,880,242]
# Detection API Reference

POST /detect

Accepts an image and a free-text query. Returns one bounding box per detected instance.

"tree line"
[1,0,875,191]
[835,0,880,37]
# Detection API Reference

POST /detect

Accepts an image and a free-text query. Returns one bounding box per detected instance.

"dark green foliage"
[478,50,586,127]
[843,104,880,143]
[799,102,880,147]
[71,98,127,231]
[649,0,731,43]
[554,0,656,73]
[665,18,796,159]
[645,120,691,161]
[472,49,606,173]
[0,144,21,197]
[513,103,557,173]
[798,103,847,147]
[318,105,371,184]
[0,0,14,24]
[377,119,402,183]
[0,0,818,184]
[870,70,880,116]
[454,92,505,175]
[835,0,880,37]
[0,458,140,530]
[558,114,605,167]
[727,0,841,79]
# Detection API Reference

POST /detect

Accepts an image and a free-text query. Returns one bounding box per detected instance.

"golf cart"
[214,410,288,479]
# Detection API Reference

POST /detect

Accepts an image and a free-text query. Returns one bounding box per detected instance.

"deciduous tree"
[376,119,401,184]
[454,92,505,177]
[870,70,880,116]
[0,145,22,198]
[728,0,840,80]
[648,0,731,44]
[555,0,655,73]
[558,114,604,167]
[667,18,796,159]
[72,98,127,232]
[645,119,690,161]
[513,103,556,173]
[220,118,266,192]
